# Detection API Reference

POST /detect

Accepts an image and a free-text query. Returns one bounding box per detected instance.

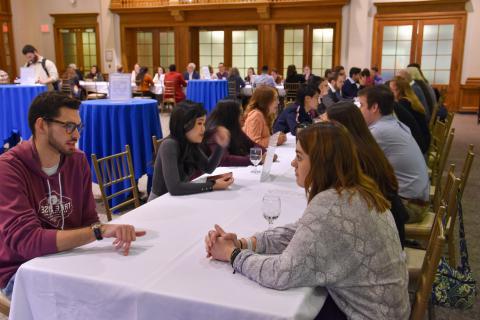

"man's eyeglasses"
[43,118,84,134]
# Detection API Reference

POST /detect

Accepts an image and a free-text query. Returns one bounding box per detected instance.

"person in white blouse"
[153,66,165,86]
[131,63,140,83]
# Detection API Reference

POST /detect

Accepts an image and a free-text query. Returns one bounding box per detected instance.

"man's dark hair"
[358,85,394,116]
[169,64,176,72]
[349,67,361,78]
[371,66,379,72]
[333,65,344,74]
[295,83,320,108]
[360,68,370,77]
[28,91,81,135]
[324,68,333,78]
[261,65,269,73]
[327,72,340,83]
[22,44,37,55]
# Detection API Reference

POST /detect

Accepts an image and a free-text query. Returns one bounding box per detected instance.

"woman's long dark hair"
[169,100,207,173]
[205,99,253,155]
[326,102,398,197]
[136,67,148,85]
[286,65,297,80]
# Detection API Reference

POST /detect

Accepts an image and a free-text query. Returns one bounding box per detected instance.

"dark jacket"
[273,104,313,136]
[393,101,427,154]
[183,71,200,81]
[397,98,431,153]
[285,73,305,84]
[342,78,359,99]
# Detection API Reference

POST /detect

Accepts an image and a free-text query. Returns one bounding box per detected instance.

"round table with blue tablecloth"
[0,84,47,143]
[186,80,228,113]
[79,99,162,206]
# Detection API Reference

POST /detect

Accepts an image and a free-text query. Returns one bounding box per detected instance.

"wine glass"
[262,195,281,229]
[250,147,262,173]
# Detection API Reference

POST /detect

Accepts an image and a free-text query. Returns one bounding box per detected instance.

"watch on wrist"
[91,222,103,241]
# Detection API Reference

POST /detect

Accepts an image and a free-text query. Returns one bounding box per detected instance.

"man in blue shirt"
[253,65,276,88]
[358,85,430,223]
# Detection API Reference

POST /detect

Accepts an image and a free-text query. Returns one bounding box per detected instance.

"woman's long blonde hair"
[392,76,426,114]
[297,122,390,213]
[244,86,277,132]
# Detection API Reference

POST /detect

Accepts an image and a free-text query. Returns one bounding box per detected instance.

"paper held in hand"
[20,67,36,85]
[260,132,280,182]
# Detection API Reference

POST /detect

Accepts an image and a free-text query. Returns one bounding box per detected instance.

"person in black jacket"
[273,84,319,135]
[342,67,361,99]
[285,64,305,84]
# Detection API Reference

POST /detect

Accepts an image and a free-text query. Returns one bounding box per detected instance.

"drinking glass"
[262,195,281,229]
[250,147,262,173]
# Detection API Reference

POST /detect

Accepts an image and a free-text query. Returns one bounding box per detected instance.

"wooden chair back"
[410,206,447,320]
[91,145,140,221]
[284,82,300,103]
[163,80,177,109]
[459,145,475,199]
[428,120,448,169]
[151,135,164,164]
[0,293,10,316]
[431,128,455,194]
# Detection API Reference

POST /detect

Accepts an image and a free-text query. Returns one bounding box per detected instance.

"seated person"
[164,64,187,103]
[148,100,233,200]
[0,69,9,84]
[205,99,265,167]
[244,67,256,84]
[358,86,429,223]
[253,65,276,88]
[285,64,305,83]
[303,65,314,82]
[183,62,200,81]
[0,92,145,299]
[135,67,155,98]
[153,66,165,86]
[325,102,409,247]
[227,67,245,97]
[131,63,140,83]
[273,83,319,135]
[342,67,361,99]
[242,86,286,148]
[85,65,104,81]
[216,62,228,80]
[323,72,346,108]
[205,122,409,319]
[270,68,282,85]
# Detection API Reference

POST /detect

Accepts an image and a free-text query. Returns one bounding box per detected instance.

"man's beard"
[32,55,39,64]
[48,131,76,156]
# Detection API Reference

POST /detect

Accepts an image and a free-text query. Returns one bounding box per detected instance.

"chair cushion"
[405,211,435,238]
[406,247,426,283]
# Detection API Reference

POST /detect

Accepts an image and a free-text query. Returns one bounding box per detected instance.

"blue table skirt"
[186,80,228,113]
[0,85,48,143]
[79,99,162,207]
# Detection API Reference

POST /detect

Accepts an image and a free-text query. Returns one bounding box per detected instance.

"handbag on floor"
[431,192,477,309]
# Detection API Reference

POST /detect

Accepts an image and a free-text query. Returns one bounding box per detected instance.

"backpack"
[40,58,60,91]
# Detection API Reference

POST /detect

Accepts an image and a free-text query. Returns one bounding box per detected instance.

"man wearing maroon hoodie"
[0,92,145,299]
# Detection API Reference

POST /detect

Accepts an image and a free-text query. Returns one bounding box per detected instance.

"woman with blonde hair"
[389,76,430,152]
[205,122,409,319]
[242,86,286,148]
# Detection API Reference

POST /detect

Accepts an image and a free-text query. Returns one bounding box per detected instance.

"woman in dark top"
[148,101,233,200]
[205,100,265,166]
[326,102,408,248]
[244,67,256,84]
[285,64,305,83]
[227,67,245,97]
[389,77,431,152]
[85,65,104,81]
[273,83,319,135]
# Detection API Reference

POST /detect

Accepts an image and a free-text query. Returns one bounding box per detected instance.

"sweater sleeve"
[196,144,224,174]
[159,139,214,196]
[233,193,358,290]
[253,222,298,254]
[0,161,58,260]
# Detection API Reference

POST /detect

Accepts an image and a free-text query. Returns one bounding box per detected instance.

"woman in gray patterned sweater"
[205,122,410,319]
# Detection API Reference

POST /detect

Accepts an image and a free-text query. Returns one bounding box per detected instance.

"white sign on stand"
[109,73,132,100]
[260,132,281,182]
[19,67,36,85]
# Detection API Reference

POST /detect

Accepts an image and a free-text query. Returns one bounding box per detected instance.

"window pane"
[232,31,244,43]
[439,25,454,40]
[312,29,323,42]
[199,31,210,43]
[436,55,451,69]
[212,44,224,56]
[421,55,436,70]
[437,40,452,55]
[284,29,293,42]
[245,56,257,69]
[322,56,332,69]
[200,43,211,56]
[294,29,303,41]
[313,42,322,54]
[322,43,332,55]
[435,71,450,84]
[293,56,303,69]
[232,56,244,68]
[396,41,411,55]
[423,70,434,83]
[395,55,410,69]
[294,43,303,56]
[245,30,257,43]
[160,32,168,43]
[323,28,334,42]
[212,31,224,43]
[284,43,293,55]
[423,25,438,40]
[382,55,395,69]
[284,28,304,75]
[231,30,257,77]
[382,41,396,55]
[383,26,397,41]
[397,25,412,40]
[312,56,322,68]
[422,41,437,55]
[232,43,244,53]
[199,30,224,69]
[245,43,257,55]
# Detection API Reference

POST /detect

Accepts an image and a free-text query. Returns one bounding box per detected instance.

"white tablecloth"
[79,81,163,95]
[242,84,286,97]
[10,135,326,320]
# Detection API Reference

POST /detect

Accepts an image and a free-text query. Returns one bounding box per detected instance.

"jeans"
[0,273,15,299]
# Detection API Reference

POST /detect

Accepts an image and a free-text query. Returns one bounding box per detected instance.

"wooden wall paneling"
[458,78,480,113]
[175,26,192,71]
[0,0,16,78]
[224,27,232,68]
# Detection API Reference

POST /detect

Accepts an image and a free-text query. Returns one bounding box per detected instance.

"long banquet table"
[10,135,326,320]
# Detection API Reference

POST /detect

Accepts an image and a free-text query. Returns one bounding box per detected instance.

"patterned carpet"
[2,114,479,319]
